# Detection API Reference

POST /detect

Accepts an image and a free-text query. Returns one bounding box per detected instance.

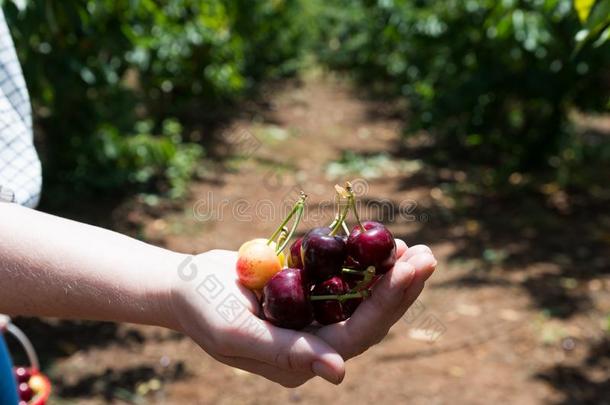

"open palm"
[171,240,436,387]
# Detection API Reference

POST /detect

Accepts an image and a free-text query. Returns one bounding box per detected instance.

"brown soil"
[12,73,610,405]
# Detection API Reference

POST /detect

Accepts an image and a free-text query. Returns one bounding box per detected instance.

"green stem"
[328,213,339,230]
[350,266,376,292]
[329,199,350,236]
[267,192,306,246]
[310,290,370,301]
[341,220,350,235]
[276,204,304,254]
[346,181,364,231]
[275,227,289,253]
[341,268,365,275]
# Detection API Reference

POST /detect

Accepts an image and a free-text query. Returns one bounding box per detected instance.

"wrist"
[145,249,190,332]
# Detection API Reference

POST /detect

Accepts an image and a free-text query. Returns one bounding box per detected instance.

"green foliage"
[315,0,610,185]
[1,0,307,198]
[574,0,610,49]
[93,119,202,199]
[2,0,608,196]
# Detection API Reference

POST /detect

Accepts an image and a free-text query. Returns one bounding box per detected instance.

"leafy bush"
[2,0,307,198]
[3,0,608,196]
[316,0,610,185]
[91,119,202,199]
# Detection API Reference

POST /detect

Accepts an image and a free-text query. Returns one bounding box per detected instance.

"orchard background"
[2,0,610,403]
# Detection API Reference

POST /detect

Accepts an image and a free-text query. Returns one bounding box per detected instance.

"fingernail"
[312,360,342,385]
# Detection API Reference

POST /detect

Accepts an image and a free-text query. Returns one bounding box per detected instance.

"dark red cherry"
[302,227,346,282]
[287,238,303,269]
[14,367,31,384]
[18,382,33,402]
[344,254,360,269]
[262,267,313,330]
[312,276,361,325]
[347,221,396,274]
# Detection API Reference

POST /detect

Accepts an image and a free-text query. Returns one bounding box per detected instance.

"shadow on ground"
[7,318,143,367]
[56,362,187,401]
[535,338,610,404]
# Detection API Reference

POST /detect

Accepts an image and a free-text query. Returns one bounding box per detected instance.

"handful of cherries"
[236,182,396,330]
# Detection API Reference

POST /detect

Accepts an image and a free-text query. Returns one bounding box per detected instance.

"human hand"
[314,241,437,359]
[168,241,436,387]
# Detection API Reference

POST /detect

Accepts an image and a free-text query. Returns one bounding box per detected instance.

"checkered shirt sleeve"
[0,9,41,207]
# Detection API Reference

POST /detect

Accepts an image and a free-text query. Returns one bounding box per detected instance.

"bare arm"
[0,203,179,329]
[0,203,345,384]
[0,203,437,387]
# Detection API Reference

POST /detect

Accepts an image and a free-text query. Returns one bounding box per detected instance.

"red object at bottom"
[18,368,51,405]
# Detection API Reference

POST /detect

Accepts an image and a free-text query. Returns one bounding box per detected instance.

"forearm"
[0,203,183,330]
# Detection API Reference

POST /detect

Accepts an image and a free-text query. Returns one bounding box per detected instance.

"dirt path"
[45,74,610,404]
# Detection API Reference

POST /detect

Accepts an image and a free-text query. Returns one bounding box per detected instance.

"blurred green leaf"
[315,0,610,188]
[574,0,596,22]
[2,0,309,199]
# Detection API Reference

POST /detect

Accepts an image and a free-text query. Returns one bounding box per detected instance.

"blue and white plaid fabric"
[0,12,38,405]
[0,9,41,207]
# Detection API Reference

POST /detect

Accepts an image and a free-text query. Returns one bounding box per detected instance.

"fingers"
[387,252,436,321]
[214,353,313,388]
[317,249,437,359]
[221,314,345,384]
[401,244,432,262]
[395,239,407,258]
[317,260,416,359]
[404,251,436,283]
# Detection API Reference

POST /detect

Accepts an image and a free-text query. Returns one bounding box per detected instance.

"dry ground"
[12,73,610,405]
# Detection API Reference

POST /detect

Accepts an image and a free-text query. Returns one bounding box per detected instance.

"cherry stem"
[329,198,350,236]
[341,268,365,275]
[350,266,376,292]
[310,290,370,302]
[276,204,304,254]
[329,214,350,235]
[328,213,339,230]
[346,181,364,231]
[267,192,307,246]
[275,227,289,253]
[342,220,350,235]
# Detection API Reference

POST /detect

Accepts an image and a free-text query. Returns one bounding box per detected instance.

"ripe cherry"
[287,238,303,269]
[311,276,361,325]
[14,367,31,384]
[236,239,284,290]
[302,227,346,283]
[347,221,396,274]
[262,267,313,330]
